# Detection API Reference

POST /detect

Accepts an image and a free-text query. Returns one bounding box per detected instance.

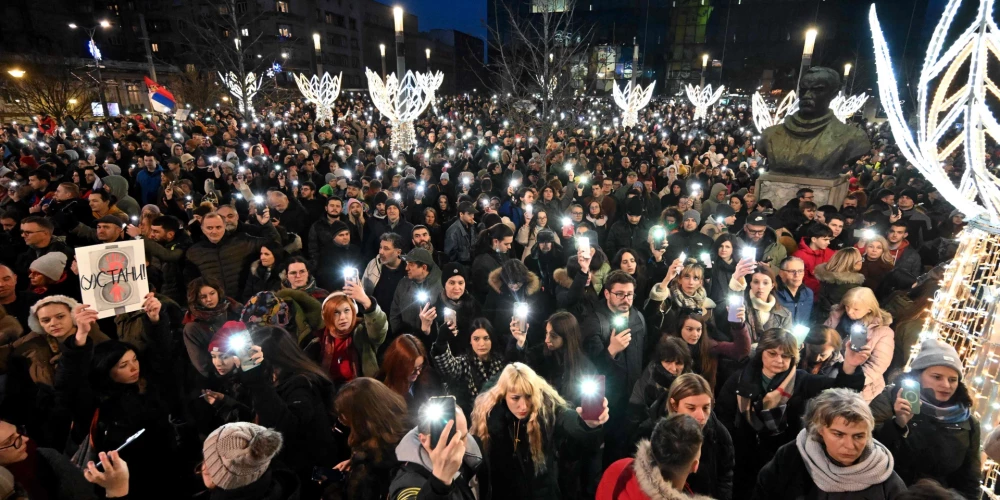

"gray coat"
[389,264,443,335]
[444,218,476,264]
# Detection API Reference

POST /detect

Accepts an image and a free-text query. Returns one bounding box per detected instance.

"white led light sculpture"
[294,72,342,123]
[872,0,1000,492]
[367,68,441,155]
[685,84,725,120]
[613,80,656,128]
[218,71,262,119]
[751,91,798,132]
[829,92,869,122]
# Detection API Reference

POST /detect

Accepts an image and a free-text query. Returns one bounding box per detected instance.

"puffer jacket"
[597,439,714,500]
[552,254,611,318]
[824,305,894,402]
[184,225,280,300]
[606,219,652,263]
[813,263,865,319]
[482,266,547,344]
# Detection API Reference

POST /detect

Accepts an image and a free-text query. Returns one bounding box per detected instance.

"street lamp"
[7,69,25,78]
[843,63,852,77]
[701,53,709,87]
[313,33,323,75]
[797,28,818,94]
[69,20,112,120]
[425,48,431,71]
[393,6,405,77]
[379,43,386,79]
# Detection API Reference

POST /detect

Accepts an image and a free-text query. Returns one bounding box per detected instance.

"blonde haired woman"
[471,362,608,499]
[861,235,895,291]
[813,247,865,318]
[824,286,893,402]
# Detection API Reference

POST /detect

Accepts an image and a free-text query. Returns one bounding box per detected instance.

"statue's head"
[798,67,841,119]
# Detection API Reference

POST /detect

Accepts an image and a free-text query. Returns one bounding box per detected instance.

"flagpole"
[139,13,157,82]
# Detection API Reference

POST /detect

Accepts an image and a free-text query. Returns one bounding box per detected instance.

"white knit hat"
[28,295,80,333]
[202,423,283,490]
[29,252,67,282]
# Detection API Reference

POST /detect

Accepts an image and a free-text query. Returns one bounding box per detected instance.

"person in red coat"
[791,224,835,294]
[597,414,713,500]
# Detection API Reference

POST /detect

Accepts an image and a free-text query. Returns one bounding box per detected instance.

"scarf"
[668,280,707,312]
[795,429,895,493]
[466,353,504,399]
[749,295,775,333]
[737,368,796,434]
[919,389,972,424]
[185,297,238,323]
[321,332,358,382]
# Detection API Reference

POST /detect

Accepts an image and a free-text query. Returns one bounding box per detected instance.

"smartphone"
[96,429,145,470]
[514,303,529,333]
[900,379,921,415]
[580,376,606,421]
[311,466,347,483]
[442,307,456,325]
[427,395,457,444]
[727,295,743,323]
[229,333,259,371]
[343,267,360,287]
[577,236,591,253]
[849,324,868,351]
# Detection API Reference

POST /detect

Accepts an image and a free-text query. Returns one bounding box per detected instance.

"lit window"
[276,0,289,12]
[277,24,292,37]
[151,43,159,52]
[241,28,249,36]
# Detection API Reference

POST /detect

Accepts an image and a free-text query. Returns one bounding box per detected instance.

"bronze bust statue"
[757,67,871,179]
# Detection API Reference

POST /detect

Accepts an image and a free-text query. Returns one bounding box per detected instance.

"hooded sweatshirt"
[102,175,140,217]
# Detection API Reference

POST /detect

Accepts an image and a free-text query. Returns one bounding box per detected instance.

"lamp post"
[393,6,405,77]
[797,28,818,94]
[701,54,709,87]
[313,33,323,75]
[379,43,387,79]
[843,62,853,93]
[425,48,431,72]
[70,20,111,120]
[6,69,25,79]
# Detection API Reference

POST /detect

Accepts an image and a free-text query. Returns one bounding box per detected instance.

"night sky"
[375,0,487,40]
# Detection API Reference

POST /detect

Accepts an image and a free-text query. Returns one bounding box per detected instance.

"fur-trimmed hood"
[487,266,541,295]
[813,263,865,285]
[552,261,612,291]
[632,440,715,500]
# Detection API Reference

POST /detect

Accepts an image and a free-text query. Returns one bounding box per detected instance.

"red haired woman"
[304,280,387,385]
[377,334,444,416]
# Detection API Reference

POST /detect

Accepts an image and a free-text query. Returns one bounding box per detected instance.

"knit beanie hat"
[202,423,284,490]
[910,340,964,379]
[104,164,122,176]
[240,292,291,329]
[208,321,249,354]
[683,209,702,226]
[28,295,79,333]
[330,220,350,238]
[625,197,643,216]
[325,173,336,184]
[440,262,468,285]
[373,192,389,206]
[30,252,67,281]
[536,229,557,245]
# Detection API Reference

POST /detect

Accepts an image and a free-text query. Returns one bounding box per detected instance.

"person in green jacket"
[304,280,387,385]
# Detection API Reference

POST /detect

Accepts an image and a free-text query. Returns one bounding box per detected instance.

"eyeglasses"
[20,230,43,236]
[411,364,425,377]
[744,227,765,236]
[609,291,635,300]
[0,427,25,451]
[571,211,583,216]
[781,269,805,275]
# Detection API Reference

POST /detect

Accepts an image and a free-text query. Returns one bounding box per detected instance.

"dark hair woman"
[612,247,649,309]
[672,311,751,390]
[715,328,869,494]
[706,234,744,308]
[431,317,505,417]
[57,295,185,498]
[333,377,410,500]
[182,277,244,378]
[243,325,337,497]
[627,336,693,435]
[797,326,843,377]
[507,310,596,401]
[241,240,288,302]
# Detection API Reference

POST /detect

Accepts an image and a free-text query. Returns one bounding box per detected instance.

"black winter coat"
[241,363,338,479]
[752,438,906,500]
[606,220,651,262]
[715,361,865,494]
[482,403,603,500]
[633,393,735,500]
[870,385,982,499]
[209,468,301,500]
[241,260,283,302]
[184,227,279,300]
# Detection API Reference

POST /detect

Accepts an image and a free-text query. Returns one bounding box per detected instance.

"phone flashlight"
[678,252,687,262]
[792,324,810,341]
[652,227,666,240]
[394,193,402,201]
[525,203,533,214]
[463,177,470,185]
[185,195,192,201]
[728,295,742,306]
[254,195,264,204]
[862,229,876,240]
[562,216,572,227]
[700,252,711,265]
[851,323,865,334]
[514,303,529,319]
[416,290,429,303]
[238,166,246,173]
[510,179,520,188]
[293,180,299,186]
[581,378,600,396]
[741,247,756,260]
[691,182,701,191]
[229,335,248,351]
[131,216,139,223]
[613,315,627,328]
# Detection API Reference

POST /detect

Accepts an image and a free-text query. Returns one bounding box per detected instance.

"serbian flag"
[145,76,176,113]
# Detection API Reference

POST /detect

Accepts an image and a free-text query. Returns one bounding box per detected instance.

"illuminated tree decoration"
[537,75,557,100]
[685,84,725,120]
[293,72,343,123]
[871,0,1000,492]
[366,68,441,155]
[217,71,262,119]
[418,71,444,110]
[828,92,869,123]
[751,91,798,132]
[613,80,656,128]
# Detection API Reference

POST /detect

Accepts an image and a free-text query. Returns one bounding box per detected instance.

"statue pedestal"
[754,173,850,209]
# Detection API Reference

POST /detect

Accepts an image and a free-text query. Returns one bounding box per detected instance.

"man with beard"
[315,220,361,291]
[389,248,442,339]
[373,198,413,254]
[266,190,308,242]
[411,225,446,268]
[296,181,325,222]
[362,232,407,314]
[308,197,348,264]
[736,213,787,275]
[524,229,563,294]
[131,215,192,306]
[216,205,271,239]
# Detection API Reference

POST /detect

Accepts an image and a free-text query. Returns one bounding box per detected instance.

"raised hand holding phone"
[510,317,528,348]
[73,304,99,345]
[608,327,632,358]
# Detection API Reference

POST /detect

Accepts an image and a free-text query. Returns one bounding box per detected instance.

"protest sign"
[75,240,149,319]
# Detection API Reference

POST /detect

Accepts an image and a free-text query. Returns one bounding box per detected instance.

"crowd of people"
[0,89,986,500]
